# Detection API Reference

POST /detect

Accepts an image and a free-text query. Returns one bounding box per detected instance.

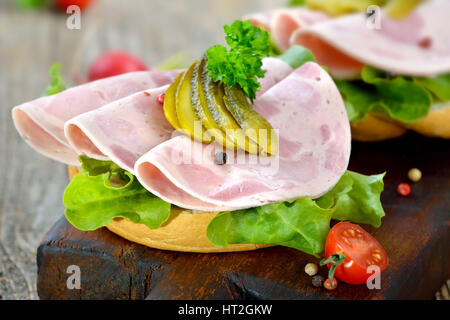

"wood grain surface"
[0,0,284,300]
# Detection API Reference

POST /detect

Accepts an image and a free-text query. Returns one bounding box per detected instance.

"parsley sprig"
[206,20,271,102]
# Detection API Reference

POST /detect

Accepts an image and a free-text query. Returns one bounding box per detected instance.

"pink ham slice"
[258,57,293,97]
[244,8,328,51]
[243,10,276,31]
[12,70,181,165]
[64,57,293,173]
[65,85,174,173]
[135,62,351,211]
[271,8,328,52]
[290,0,450,78]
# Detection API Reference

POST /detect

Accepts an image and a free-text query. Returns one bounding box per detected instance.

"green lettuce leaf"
[339,66,437,123]
[207,199,332,256]
[335,80,378,122]
[206,171,385,256]
[288,0,307,7]
[78,155,133,189]
[277,45,315,69]
[316,171,385,227]
[361,66,432,123]
[43,63,67,96]
[413,73,450,102]
[65,159,384,257]
[154,52,190,71]
[64,159,171,231]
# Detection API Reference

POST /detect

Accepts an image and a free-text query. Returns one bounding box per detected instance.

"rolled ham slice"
[290,0,450,78]
[64,57,293,173]
[271,8,328,52]
[12,70,181,165]
[135,62,351,211]
[244,8,328,52]
[65,85,173,173]
[243,10,276,31]
[258,57,293,97]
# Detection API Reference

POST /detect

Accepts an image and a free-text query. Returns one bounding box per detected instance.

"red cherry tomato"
[324,222,388,285]
[88,51,148,81]
[55,0,94,11]
[324,278,338,290]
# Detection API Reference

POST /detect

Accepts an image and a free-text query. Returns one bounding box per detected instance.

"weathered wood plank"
[0,0,284,300]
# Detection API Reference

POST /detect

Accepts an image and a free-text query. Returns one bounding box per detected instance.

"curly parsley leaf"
[206,20,271,102]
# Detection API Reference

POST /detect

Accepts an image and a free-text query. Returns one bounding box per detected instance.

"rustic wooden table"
[0,0,284,300]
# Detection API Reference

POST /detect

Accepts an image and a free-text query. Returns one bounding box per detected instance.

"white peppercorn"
[304,263,318,276]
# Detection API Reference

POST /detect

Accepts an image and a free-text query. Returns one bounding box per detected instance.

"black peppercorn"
[214,152,227,165]
[312,275,325,288]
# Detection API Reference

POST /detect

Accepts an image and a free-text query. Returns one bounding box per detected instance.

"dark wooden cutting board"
[36,133,450,299]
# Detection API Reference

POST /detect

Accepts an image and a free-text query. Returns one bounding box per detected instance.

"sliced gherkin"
[307,0,385,16]
[166,57,278,155]
[201,60,259,154]
[223,84,278,156]
[191,57,227,146]
[175,61,212,143]
[163,71,184,130]
[384,0,423,19]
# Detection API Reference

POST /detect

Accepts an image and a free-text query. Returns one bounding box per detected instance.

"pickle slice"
[169,57,277,154]
[384,0,423,19]
[201,60,259,154]
[223,84,278,156]
[163,71,184,130]
[176,62,212,143]
[191,57,227,146]
[306,0,385,16]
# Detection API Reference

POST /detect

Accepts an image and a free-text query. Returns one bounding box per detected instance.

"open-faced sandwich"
[12,20,388,286]
[245,0,450,141]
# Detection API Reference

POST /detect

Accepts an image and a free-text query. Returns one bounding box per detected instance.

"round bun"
[351,114,406,142]
[400,103,450,139]
[68,166,271,252]
[351,103,450,142]
[106,211,271,252]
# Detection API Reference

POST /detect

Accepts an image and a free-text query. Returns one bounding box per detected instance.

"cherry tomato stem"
[320,252,346,287]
